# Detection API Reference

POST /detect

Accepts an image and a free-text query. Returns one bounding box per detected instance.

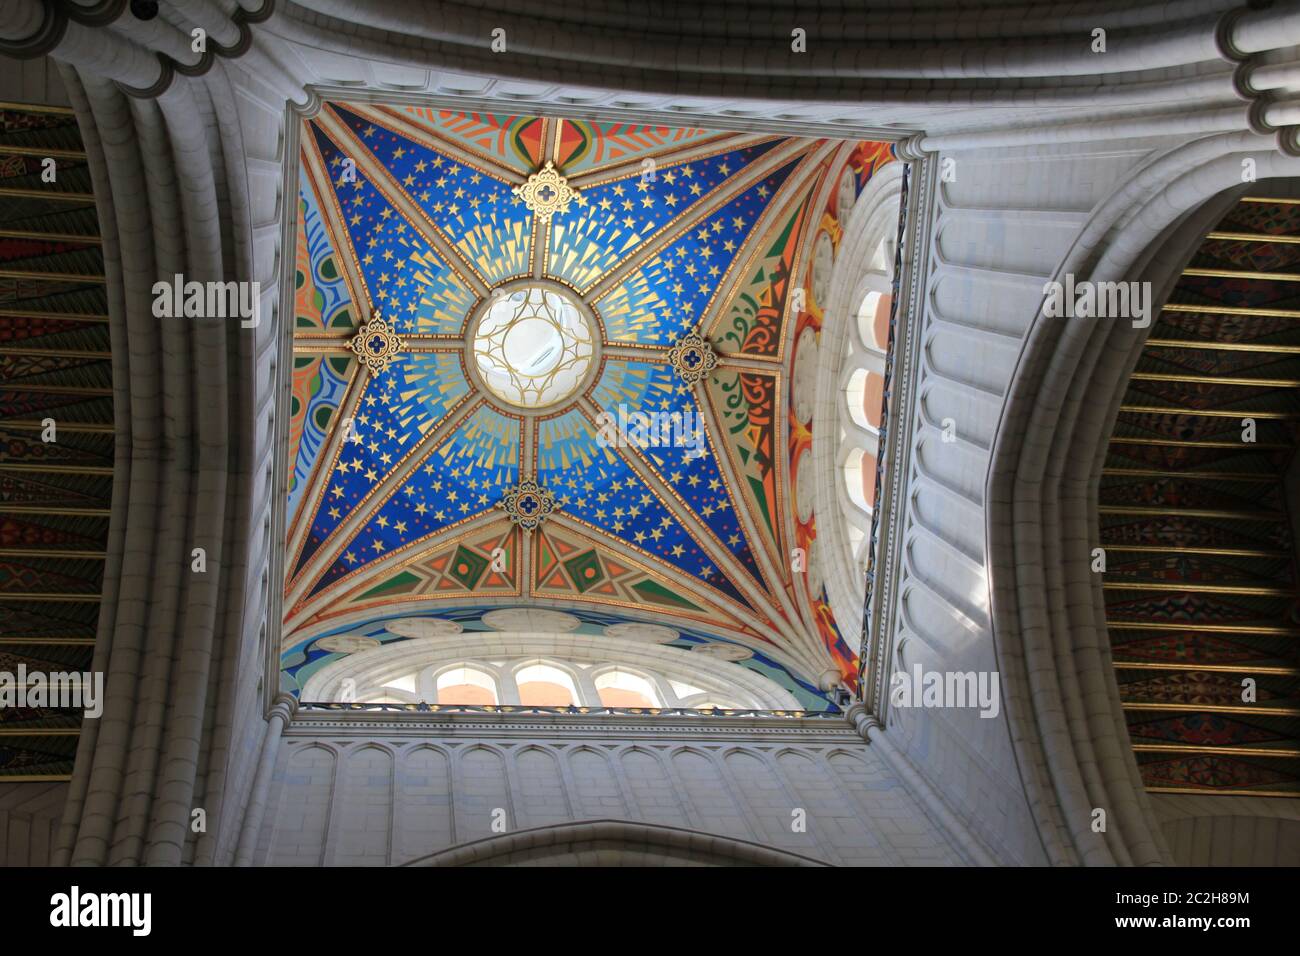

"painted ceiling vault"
[1101,194,1300,797]
[281,99,895,702]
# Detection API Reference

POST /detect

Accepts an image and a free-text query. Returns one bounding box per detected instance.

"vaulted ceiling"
[280,100,896,700]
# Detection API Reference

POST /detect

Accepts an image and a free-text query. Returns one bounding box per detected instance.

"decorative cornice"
[866,154,937,720]
[286,709,861,741]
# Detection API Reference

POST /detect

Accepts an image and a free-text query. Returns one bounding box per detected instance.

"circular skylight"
[470,283,595,409]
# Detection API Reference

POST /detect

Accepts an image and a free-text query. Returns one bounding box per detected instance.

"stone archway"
[985,140,1300,866]
[402,819,830,866]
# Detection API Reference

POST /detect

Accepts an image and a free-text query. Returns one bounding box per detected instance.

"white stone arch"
[402,820,829,867]
[983,143,1300,866]
[809,160,907,645]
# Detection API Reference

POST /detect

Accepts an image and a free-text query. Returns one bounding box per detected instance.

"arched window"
[299,629,807,712]
[514,663,578,706]
[807,159,905,650]
[594,669,659,708]
[436,665,498,705]
[837,255,893,571]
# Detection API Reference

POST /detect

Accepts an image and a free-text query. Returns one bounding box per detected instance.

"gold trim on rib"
[0,464,112,475]
[1102,468,1280,483]
[1129,371,1300,388]
[4,347,110,358]
[0,228,99,243]
[3,421,113,434]
[0,100,75,114]
[0,637,96,646]
[1103,581,1293,596]
[1183,267,1300,282]
[0,549,105,559]
[1108,621,1300,635]
[1133,743,1300,758]
[0,269,104,284]
[1108,436,1290,449]
[1122,701,1300,717]
[1147,338,1300,354]
[1099,505,1284,519]
[1145,786,1300,797]
[1,385,112,396]
[1205,229,1300,244]
[0,187,94,202]
[1118,404,1300,420]
[1163,302,1300,319]
[1101,543,1290,557]
[1116,661,1299,676]
[0,310,107,323]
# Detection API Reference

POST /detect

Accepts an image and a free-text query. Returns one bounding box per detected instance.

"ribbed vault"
[279,98,900,705]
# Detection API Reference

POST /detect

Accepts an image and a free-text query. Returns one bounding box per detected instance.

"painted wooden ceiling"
[0,104,109,779]
[282,100,895,695]
[1102,195,1300,797]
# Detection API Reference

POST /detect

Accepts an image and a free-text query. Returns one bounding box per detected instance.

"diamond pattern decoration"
[513,161,578,222]
[498,479,557,532]
[667,330,719,386]
[347,311,404,374]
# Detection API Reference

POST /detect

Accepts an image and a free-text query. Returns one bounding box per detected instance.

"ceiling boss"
[347,309,404,374]
[513,160,579,221]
